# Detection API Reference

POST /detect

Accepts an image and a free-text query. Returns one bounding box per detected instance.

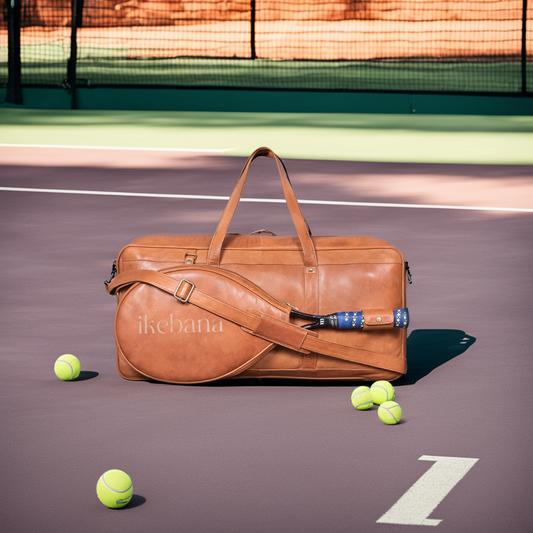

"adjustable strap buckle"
[174,279,195,303]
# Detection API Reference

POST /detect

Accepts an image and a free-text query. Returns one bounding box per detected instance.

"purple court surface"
[1,147,533,533]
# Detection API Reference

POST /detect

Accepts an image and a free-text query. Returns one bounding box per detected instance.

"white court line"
[0,143,235,153]
[377,456,479,526]
[1,186,532,213]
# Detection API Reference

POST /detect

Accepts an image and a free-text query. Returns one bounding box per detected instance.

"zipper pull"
[405,261,412,284]
[104,260,117,286]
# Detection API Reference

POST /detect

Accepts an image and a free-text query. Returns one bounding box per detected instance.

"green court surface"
[1,108,533,164]
[1,57,527,93]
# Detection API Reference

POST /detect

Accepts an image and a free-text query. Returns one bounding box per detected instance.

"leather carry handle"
[207,147,318,268]
[106,268,406,375]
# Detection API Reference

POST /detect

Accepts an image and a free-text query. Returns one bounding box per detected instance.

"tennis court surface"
[1,109,533,532]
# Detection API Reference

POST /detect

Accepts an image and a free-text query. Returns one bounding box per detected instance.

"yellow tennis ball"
[351,386,374,410]
[378,401,402,425]
[96,469,133,509]
[370,380,395,405]
[54,354,80,381]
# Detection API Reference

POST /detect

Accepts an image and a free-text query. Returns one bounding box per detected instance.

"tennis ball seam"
[373,385,390,399]
[351,387,373,410]
[56,359,74,380]
[101,474,132,494]
[354,401,373,409]
[381,405,400,424]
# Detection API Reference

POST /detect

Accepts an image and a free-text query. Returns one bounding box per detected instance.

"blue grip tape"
[335,308,409,329]
[394,308,409,328]
[336,311,365,329]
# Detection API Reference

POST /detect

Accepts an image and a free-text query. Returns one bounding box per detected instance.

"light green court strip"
[1,108,532,165]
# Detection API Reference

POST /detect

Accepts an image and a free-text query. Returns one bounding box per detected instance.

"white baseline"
[0,144,234,153]
[0,187,532,213]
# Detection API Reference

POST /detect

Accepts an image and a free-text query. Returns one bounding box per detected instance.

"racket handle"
[336,308,409,329]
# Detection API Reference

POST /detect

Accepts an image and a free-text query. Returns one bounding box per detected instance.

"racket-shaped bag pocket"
[113,266,291,384]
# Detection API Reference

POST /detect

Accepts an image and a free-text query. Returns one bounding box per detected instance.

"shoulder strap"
[106,269,406,375]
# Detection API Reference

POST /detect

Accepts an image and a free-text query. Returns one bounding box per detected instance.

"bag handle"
[207,147,318,268]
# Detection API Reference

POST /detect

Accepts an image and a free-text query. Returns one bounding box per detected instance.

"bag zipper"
[405,261,412,284]
[104,260,117,286]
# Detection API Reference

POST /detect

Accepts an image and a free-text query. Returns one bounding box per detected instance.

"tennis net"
[2,1,532,94]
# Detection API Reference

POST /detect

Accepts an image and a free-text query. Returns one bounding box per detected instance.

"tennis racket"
[291,308,409,330]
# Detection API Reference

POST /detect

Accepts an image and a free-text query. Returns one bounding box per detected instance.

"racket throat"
[290,309,339,329]
[313,313,339,329]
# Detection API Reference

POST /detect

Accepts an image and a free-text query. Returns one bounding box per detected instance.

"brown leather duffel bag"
[105,147,410,384]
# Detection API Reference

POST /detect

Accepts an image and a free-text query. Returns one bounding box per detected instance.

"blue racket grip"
[336,308,409,329]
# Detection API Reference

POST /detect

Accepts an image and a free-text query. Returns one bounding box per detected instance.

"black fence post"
[522,0,529,93]
[66,0,85,109]
[6,0,22,105]
[251,0,257,59]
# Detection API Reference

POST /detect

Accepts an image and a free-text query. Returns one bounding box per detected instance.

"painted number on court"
[376,455,479,526]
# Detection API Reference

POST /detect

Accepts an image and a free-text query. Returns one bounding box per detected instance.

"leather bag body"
[105,147,409,384]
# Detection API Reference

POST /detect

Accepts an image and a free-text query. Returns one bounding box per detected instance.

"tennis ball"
[378,401,402,425]
[351,386,374,410]
[370,380,395,405]
[96,469,133,509]
[54,354,80,381]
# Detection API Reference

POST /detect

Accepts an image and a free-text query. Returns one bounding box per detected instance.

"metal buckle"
[185,252,197,265]
[174,279,194,303]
